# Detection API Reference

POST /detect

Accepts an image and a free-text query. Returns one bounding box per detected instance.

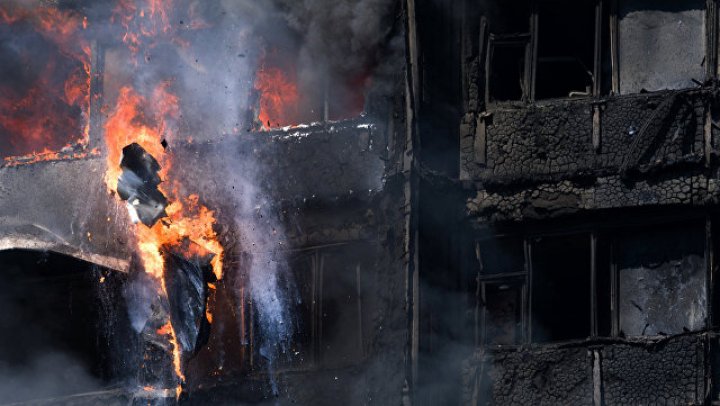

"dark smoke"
[273,0,397,110]
[0,0,403,401]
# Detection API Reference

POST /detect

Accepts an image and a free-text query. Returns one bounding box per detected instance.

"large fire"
[104,83,224,393]
[255,63,301,129]
[253,59,369,129]
[0,3,91,161]
[103,0,225,396]
[113,0,173,56]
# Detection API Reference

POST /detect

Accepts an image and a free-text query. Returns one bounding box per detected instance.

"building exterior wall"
[412,0,720,404]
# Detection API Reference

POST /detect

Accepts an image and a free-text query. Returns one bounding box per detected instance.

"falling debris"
[117,143,168,227]
[163,244,215,356]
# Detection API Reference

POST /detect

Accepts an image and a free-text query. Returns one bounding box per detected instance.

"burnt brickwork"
[463,334,707,405]
[414,0,720,404]
[461,90,708,187]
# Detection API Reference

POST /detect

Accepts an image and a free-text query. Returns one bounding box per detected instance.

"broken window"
[476,218,711,347]
[477,237,527,345]
[534,0,596,99]
[531,233,592,343]
[486,35,530,103]
[485,0,601,104]
[320,246,366,368]
[617,0,706,94]
[616,221,706,336]
[281,243,372,370]
[482,279,525,345]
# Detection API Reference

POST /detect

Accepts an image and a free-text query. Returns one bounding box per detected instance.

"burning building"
[0,0,716,405]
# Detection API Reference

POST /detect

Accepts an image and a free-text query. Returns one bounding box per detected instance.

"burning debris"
[117,142,168,227]
[163,246,215,355]
[0,0,399,403]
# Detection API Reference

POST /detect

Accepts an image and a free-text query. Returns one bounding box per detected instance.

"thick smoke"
[273,0,397,110]
[213,140,294,393]
[279,0,395,71]
[0,0,400,398]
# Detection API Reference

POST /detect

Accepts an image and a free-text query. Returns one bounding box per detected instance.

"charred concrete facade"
[407,0,720,405]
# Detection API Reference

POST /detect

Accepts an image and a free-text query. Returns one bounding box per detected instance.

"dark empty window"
[482,279,525,345]
[0,250,131,403]
[477,236,527,345]
[320,248,364,368]
[477,237,525,275]
[535,0,596,99]
[281,243,373,370]
[487,36,529,102]
[281,252,317,368]
[531,233,591,343]
[487,0,532,34]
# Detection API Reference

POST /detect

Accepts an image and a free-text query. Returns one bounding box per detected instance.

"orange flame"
[104,85,224,391]
[0,4,91,160]
[112,0,207,58]
[254,65,300,129]
[253,53,369,129]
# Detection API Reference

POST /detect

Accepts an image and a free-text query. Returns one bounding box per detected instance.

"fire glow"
[255,62,301,130]
[253,55,369,130]
[104,84,224,392]
[0,3,91,161]
[103,0,225,395]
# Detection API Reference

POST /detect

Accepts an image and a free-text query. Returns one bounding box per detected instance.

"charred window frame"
[482,0,720,104]
[484,0,605,105]
[485,34,532,104]
[279,241,373,371]
[476,236,528,345]
[476,214,714,347]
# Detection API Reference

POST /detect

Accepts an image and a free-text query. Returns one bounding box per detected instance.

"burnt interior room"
[2,0,720,405]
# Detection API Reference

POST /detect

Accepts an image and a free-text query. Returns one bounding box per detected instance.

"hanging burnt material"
[122,258,178,388]
[117,142,168,227]
[162,243,216,356]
